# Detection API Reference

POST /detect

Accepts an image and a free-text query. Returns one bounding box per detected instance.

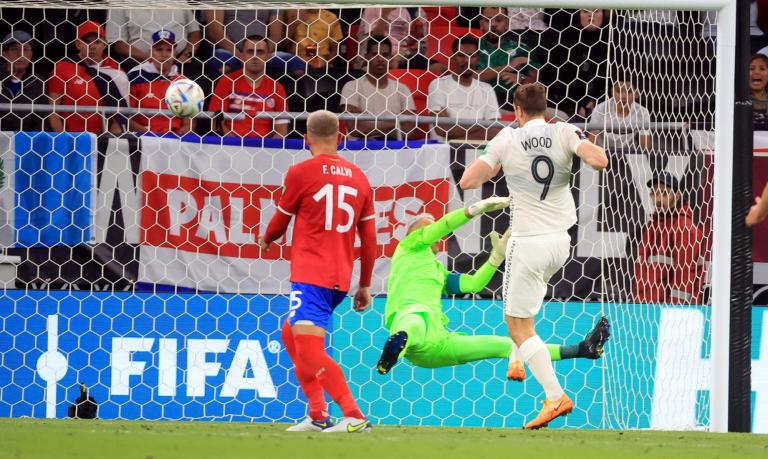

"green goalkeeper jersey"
[384,228,453,330]
[384,209,481,330]
[384,209,500,331]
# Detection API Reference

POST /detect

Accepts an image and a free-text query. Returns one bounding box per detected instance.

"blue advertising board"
[1,291,766,432]
[334,300,767,431]
[0,290,304,422]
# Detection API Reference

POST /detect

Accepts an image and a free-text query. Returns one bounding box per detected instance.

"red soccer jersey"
[209,69,287,138]
[128,62,185,134]
[274,154,375,291]
[48,60,105,133]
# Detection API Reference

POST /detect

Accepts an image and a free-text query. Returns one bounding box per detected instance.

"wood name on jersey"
[521,136,553,151]
[322,164,353,178]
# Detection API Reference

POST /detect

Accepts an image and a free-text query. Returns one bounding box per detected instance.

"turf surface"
[1,418,766,459]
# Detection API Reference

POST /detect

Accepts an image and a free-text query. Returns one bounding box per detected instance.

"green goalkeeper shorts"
[389,309,512,369]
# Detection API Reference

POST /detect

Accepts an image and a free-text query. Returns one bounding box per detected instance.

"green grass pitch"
[1,418,766,459]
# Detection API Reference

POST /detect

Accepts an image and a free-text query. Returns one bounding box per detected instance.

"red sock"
[294,334,365,419]
[281,322,328,420]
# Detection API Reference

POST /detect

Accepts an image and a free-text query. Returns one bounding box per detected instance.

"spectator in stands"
[357,8,416,68]
[340,35,416,140]
[754,0,768,53]
[0,9,108,84]
[106,10,200,70]
[209,35,288,138]
[477,7,540,109]
[427,35,500,142]
[284,9,343,68]
[48,21,129,134]
[507,8,549,49]
[127,30,191,135]
[634,172,705,304]
[750,53,768,126]
[0,30,46,131]
[588,79,652,150]
[202,9,302,76]
[544,9,608,121]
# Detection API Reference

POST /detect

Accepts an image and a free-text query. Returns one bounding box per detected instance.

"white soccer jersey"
[479,118,588,236]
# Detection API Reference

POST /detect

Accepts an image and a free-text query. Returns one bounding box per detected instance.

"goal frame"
[0,0,739,432]
[271,0,736,434]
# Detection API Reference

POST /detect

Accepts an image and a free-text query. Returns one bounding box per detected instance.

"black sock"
[560,343,582,360]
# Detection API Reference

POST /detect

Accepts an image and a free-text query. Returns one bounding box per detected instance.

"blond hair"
[405,213,435,235]
[307,110,339,140]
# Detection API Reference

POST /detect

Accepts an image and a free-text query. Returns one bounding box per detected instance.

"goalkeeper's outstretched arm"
[415,197,511,246]
[446,230,510,294]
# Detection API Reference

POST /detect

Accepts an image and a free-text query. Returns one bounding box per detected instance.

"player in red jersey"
[258,110,377,433]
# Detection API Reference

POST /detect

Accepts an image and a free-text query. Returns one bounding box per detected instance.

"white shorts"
[502,231,571,318]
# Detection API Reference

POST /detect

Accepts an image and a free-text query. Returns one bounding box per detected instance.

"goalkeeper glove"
[488,228,511,267]
[466,196,511,218]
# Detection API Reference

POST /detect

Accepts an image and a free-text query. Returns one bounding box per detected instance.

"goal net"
[0,2,727,431]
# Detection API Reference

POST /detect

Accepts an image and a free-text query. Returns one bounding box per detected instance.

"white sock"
[518,335,564,401]
[509,341,520,362]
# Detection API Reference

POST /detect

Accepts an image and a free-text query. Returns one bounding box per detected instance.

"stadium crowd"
[0,6,733,143]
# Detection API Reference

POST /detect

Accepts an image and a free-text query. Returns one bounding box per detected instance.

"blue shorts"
[287,282,347,331]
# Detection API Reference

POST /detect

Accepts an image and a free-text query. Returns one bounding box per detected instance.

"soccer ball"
[164,79,204,118]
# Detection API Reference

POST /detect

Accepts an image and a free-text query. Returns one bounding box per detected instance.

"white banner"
[0,133,15,247]
[137,137,452,293]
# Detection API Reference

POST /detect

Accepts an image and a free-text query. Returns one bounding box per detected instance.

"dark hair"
[751,53,768,66]
[481,6,508,16]
[237,34,267,52]
[513,82,548,116]
[363,34,392,55]
[452,35,479,53]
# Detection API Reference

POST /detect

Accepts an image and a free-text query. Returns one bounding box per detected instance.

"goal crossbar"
[0,0,733,10]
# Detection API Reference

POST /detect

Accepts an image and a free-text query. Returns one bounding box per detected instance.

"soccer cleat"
[322,417,372,433]
[524,394,574,430]
[506,360,526,382]
[286,416,334,432]
[377,331,408,375]
[579,316,611,359]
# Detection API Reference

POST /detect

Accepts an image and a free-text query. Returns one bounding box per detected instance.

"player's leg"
[376,312,428,375]
[288,283,371,433]
[403,332,599,369]
[415,333,511,368]
[281,320,332,432]
[560,317,611,361]
[504,232,573,429]
[397,325,609,372]
[513,316,611,380]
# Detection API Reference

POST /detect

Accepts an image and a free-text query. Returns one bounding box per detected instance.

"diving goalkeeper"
[376,198,609,377]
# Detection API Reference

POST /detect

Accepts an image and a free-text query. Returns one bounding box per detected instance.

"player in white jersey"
[459,83,608,429]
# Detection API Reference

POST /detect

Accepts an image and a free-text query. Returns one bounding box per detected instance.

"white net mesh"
[0,4,717,430]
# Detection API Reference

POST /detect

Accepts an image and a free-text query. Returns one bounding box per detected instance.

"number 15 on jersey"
[312,183,358,233]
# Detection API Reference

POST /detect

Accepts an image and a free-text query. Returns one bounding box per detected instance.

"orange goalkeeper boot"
[524,394,574,430]
[506,360,526,381]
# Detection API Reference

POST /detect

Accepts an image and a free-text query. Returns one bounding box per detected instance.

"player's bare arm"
[459,161,501,190]
[576,141,609,171]
[746,182,768,227]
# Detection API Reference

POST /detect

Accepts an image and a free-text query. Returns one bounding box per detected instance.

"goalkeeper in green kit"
[376,197,610,377]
